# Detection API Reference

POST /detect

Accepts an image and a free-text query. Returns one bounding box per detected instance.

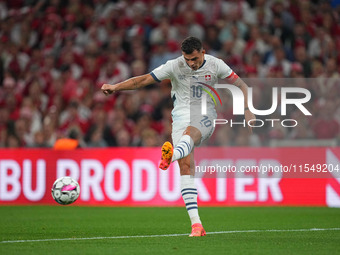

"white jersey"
[151,54,236,121]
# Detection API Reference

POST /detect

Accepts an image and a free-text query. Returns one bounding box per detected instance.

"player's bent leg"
[159,141,173,170]
[182,126,202,146]
[179,153,206,237]
[159,126,201,170]
[171,126,201,162]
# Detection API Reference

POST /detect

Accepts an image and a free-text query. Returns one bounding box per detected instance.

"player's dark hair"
[181,37,202,54]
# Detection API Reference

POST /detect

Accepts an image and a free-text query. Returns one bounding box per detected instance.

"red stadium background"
[0,148,339,207]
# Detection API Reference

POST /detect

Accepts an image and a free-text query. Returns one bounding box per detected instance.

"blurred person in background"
[97,51,130,89]
[42,118,58,147]
[59,100,89,135]
[140,128,160,147]
[54,127,83,150]
[86,126,108,148]
[268,13,294,48]
[203,24,222,54]
[293,45,311,77]
[131,112,153,146]
[313,101,340,140]
[115,129,131,147]
[5,133,21,148]
[148,42,178,72]
[266,47,291,77]
[0,107,10,147]
[85,104,110,148]
[234,127,261,147]
[149,16,178,46]
[31,130,49,148]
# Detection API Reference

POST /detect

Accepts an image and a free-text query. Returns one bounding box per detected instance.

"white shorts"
[171,113,217,146]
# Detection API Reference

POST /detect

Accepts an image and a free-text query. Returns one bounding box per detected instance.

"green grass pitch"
[0,206,339,255]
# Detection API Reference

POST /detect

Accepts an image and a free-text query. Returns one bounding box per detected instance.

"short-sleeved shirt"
[151,54,236,122]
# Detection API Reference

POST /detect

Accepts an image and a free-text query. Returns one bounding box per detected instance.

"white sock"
[180,175,201,225]
[172,135,194,162]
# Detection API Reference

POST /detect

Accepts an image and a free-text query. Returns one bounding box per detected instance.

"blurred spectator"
[269,13,294,48]
[107,34,127,62]
[313,101,340,139]
[53,128,82,150]
[243,0,272,26]
[292,22,311,49]
[13,117,29,146]
[213,125,234,147]
[59,64,78,103]
[31,130,49,148]
[97,52,130,88]
[267,47,291,77]
[290,62,304,78]
[21,96,42,132]
[81,54,100,83]
[131,59,147,77]
[324,58,340,78]
[244,25,269,60]
[234,128,261,147]
[141,128,160,147]
[289,111,314,139]
[95,0,118,20]
[27,79,49,113]
[59,50,82,80]
[203,24,222,53]
[148,42,177,72]
[116,129,131,147]
[311,60,324,78]
[59,100,89,134]
[264,35,291,65]
[293,45,311,77]
[132,112,153,146]
[0,107,10,147]
[86,126,108,148]
[244,51,267,78]
[5,133,21,148]
[42,118,57,147]
[4,44,30,76]
[219,11,247,43]
[271,0,295,30]
[82,19,108,46]
[308,27,331,59]
[218,40,243,74]
[41,53,60,82]
[85,107,110,148]
[11,17,38,50]
[268,118,288,141]
[181,10,205,41]
[149,17,178,45]
[229,24,246,56]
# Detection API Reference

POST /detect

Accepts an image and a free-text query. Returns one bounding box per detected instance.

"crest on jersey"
[178,74,186,80]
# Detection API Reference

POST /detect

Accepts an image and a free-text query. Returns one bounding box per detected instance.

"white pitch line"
[1,228,340,244]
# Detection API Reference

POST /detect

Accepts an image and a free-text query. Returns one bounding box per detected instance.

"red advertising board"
[0,148,339,207]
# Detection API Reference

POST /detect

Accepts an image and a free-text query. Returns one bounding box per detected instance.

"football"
[51,177,80,205]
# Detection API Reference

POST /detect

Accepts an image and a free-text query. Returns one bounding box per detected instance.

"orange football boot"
[189,223,206,237]
[159,141,173,170]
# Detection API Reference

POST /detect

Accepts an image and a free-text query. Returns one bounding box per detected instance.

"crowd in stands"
[0,0,340,148]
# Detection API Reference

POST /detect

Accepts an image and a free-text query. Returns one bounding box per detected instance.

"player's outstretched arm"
[233,77,256,133]
[101,74,155,95]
